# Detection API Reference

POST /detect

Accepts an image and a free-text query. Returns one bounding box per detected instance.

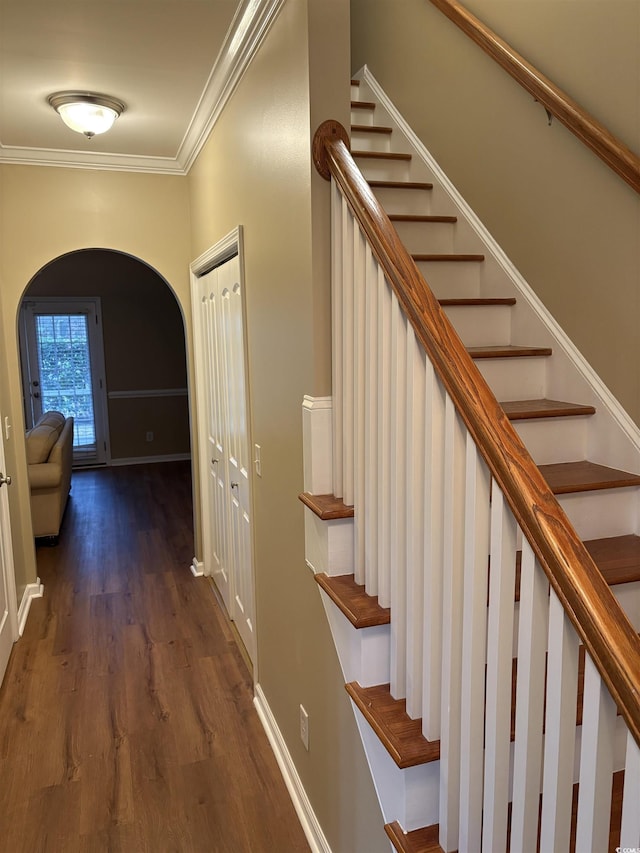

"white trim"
[190,227,242,277]
[358,65,640,455]
[254,684,332,853]
[190,558,204,577]
[17,578,44,637]
[0,0,286,175]
[108,388,188,400]
[110,453,191,467]
[179,0,286,174]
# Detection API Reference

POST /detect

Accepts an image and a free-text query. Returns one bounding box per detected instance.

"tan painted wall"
[351,0,640,423]
[188,1,388,850]
[25,250,190,461]
[0,166,193,600]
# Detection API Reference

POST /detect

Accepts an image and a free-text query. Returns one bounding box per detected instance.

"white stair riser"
[556,488,640,540]
[370,186,434,216]
[350,129,392,153]
[443,304,513,348]
[350,107,375,127]
[390,220,456,254]
[356,158,412,182]
[304,509,354,576]
[612,580,640,630]
[320,590,390,686]
[512,417,590,465]
[354,705,440,832]
[474,356,548,401]
[414,259,481,298]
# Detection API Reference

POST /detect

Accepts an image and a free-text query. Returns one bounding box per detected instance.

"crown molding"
[0,0,285,176]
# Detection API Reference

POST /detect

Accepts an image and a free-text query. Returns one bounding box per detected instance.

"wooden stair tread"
[390,214,457,223]
[369,180,433,190]
[351,123,393,134]
[513,534,640,602]
[350,79,360,86]
[440,297,515,306]
[315,573,390,628]
[413,252,484,262]
[385,821,443,853]
[387,772,624,853]
[501,398,596,420]
[539,460,640,494]
[468,345,552,358]
[298,492,354,519]
[583,534,640,585]
[353,150,412,161]
[351,100,375,110]
[345,682,440,768]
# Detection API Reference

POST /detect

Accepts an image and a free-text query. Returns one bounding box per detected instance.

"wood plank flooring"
[0,462,310,853]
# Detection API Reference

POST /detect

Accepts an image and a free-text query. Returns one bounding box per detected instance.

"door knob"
[231,482,238,489]
[0,472,12,487]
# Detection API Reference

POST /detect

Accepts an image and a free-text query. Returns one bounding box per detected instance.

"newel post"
[312,120,350,181]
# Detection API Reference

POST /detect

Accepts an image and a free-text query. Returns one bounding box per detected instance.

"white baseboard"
[18,578,44,636]
[190,557,204,577]
[110,453,191,467]
[254,684,332,853]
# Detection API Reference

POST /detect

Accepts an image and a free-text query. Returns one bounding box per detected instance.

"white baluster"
[353,225,367,585]
[422,358,445,742]
[342,205,355,506]
[510,541,549,853]
[620,730,640,848]
[539,590,580,853]
[575,654,616,852]
[331,182,344,499]
[363,244,379,595]
[482,488,517,853]
[458,435,491,853]
[389,291,408,699]
[376,268,392,608]
[405,324,426,719]
[439,394,466,851]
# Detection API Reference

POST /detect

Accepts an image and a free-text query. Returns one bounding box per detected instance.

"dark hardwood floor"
[0,462,310,853]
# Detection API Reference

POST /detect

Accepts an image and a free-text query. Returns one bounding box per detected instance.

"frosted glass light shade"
[48,92,125,138]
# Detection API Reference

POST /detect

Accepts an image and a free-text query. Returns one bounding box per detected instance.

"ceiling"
[0,0,279,174]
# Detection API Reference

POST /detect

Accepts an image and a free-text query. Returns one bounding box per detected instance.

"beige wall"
[0,165,192,599]
[25,250,190,461]
[351,0,640,423]
[189,1,388,850]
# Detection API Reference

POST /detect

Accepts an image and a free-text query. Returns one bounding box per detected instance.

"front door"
[0,420,18,686]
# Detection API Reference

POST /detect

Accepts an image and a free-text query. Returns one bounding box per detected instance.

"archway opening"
[20,249,191,468]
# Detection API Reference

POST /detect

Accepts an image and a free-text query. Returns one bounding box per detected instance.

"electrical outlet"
[254,443,262,477]
[299,704,309,750]
[146,431,154,442]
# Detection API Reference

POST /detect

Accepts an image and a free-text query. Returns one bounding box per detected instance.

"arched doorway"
[19,249,190,469]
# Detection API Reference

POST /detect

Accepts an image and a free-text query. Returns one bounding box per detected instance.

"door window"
[21,299,110,466]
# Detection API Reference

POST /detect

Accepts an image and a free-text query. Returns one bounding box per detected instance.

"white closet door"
[197,253,255,663]
[0,421,18,686]
[218,258,255,662]
[200,269,232,614]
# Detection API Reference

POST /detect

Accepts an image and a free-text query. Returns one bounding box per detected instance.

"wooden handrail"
[313,119,640,747]
[429,0,640,194]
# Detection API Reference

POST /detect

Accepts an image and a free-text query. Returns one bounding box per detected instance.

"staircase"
[302,70,640,852]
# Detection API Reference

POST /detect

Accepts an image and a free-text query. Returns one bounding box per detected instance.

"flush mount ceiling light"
[48,91,126,139]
